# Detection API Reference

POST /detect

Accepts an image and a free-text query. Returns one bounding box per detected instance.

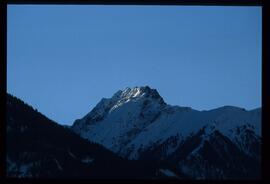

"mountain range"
[6,86,261,179]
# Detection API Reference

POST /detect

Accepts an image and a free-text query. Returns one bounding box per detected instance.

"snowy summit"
[72,86,261,162]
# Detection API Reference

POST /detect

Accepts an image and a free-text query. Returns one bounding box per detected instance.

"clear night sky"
[7,5,262,125]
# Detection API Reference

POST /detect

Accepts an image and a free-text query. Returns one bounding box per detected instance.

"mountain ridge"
[71,86,261,179]
[72,86,261,148]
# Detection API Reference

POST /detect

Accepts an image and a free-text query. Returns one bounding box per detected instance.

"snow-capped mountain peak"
[116,86,164,102]
[77,86,165,124]
[71,86,169,151]
[71,86,261,163]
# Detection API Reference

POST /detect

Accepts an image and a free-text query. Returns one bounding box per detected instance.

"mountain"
[71,86,261,179]
[6,93,159,179]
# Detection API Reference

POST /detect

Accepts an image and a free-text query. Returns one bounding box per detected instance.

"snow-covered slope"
[72,86,167,153]
[71,86,261,162]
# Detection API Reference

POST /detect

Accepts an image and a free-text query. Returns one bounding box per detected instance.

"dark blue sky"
[7,5,262,125]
